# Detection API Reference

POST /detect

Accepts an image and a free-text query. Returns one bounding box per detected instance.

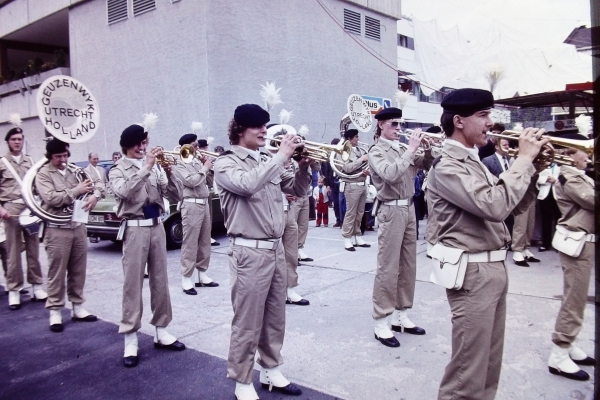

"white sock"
[50,309,62,325]
[287,288,303,302]
[513,251,525,262]
[260,366,290,387]
[124,332,138,357]
[182,275,194,290]
[354,235,367,245]
[234,382,259,400]
[199,271,213,284]
[373,317,393,339]
[72,303,91,318]
[344,238,354,249]
[396,309,416,328]
[8,290,20,305]
[155,327,176,345]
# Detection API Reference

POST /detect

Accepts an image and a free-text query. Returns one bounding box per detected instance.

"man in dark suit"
[482,136,514,238]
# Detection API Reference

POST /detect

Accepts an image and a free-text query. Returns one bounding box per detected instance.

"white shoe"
[32,284,48,301]
[569,344,596,365]
[373,317,394,339]
[548,344,589,380]
[124,332,139,357]
[8,290,20,309]
[286,288,303,303]
[235,382,259,400]
[513,251,525,262]
[72,303,98,321]
[344,238,355,251]
[155,327,177,345]
[182,275,194,290]
[260,366,291,388]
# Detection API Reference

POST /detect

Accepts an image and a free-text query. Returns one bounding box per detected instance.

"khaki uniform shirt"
[214,146,311,240]
[108,158,182,219]
[35,163,83,217]
[427,140,537,252]
[83,164,106,199]
[339,146,367,183]
[369,139,434,201]
[0,152,33,203]
[554,166,594,234]
[173,159,210,199]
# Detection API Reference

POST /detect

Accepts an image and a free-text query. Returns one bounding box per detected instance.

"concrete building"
[0,0,401,161]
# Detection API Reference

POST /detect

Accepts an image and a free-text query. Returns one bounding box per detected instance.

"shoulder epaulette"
[221,150,234,156]
[558,174,567,185]
[432,155,443,168]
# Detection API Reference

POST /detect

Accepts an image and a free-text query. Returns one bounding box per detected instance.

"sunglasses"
[387,121,402,127]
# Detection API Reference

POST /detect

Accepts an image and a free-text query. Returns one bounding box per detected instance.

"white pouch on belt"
[339,181,346,192]
[429,243,468,290]
[552,225,586,258]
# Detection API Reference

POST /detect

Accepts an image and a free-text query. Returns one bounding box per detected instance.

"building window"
[365,16,380,40]
[133,0,156,17]
[107,0,128,25]
[344,9,361,35]
[398,34,415,50]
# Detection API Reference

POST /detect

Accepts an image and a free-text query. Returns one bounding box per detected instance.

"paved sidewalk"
[0,216,595,399]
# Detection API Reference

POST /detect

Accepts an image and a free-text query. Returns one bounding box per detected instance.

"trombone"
[486,130,594,170]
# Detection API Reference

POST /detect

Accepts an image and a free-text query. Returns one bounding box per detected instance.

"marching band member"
[368,107,433,347]
[83,152,107,196]
[214,104,311,400]
[36,139,99,332]
[339,129,370,251]
[427,89,545,399]
[547,133,595,381]
[0,116,46,309]
[109,120,185,368]
[196,138,221,247]
[174,133,217,295]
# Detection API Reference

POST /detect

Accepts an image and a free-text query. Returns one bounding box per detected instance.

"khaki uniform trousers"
[119,224,173,334]
[180,202,211,277]
[372,204,417,319]
[341,183,366,238]
[282,209,299,288]
[438,261,508,400]
[511,202,535,252]
[4,202,42,291]
[44,224,87,310]
[552,242,594,347]
[290,195,309,249]
[227,243,286,384]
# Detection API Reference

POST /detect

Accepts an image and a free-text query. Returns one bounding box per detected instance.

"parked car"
[76,160,224,249]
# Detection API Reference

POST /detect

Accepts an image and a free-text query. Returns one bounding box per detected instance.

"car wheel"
[165,215,183,249]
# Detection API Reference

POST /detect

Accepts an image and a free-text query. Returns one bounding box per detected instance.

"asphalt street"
[0,214,595,400]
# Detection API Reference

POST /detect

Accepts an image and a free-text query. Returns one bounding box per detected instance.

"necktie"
[502,156,509,171]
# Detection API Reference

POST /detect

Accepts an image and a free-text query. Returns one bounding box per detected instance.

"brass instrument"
[399,130,445,149]
[267,135,353,163]
[486,130,594,171]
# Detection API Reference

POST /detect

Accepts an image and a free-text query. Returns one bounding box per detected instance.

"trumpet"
[486,130,594,171]
[267,135,354,163]
[399,130,445,148]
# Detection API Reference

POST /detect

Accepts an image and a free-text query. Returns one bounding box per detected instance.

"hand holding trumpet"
[516,128,550,163]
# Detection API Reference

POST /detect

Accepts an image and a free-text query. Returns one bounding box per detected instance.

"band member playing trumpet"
[547,133,595,381]
[0,118,46,309]
[427,89,545,399]
[368,107,434,347]
[36,139,99,332]
[174,133,217,295]
[340,129,370,251]
[214,104,311,400]
[109,122,185,368]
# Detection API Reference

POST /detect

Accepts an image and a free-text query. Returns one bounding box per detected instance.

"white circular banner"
[36,75,100,144]
[346,94,373,133]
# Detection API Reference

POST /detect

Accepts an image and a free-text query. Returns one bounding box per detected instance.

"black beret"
[179,133,197,146]
[426,126,442,133]
[374,107,402,121]
[5,127,23,141]
[197,139,208,148]
[120,124,148,149]
[234,104,270,127]
[441,88,494,115]
[46,139,69,155]
[344,129,359,140]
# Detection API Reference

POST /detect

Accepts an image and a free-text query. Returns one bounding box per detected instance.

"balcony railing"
[0,67,70,99]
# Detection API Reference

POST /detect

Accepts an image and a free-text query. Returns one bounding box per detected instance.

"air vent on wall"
[133,0,156,16]
[343,9,361,35]
[107,0,128,25]
[365,16,380,40]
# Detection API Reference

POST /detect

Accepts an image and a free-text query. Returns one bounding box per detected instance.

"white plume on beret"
[278,109,293,125]
[513,122,524,132]
[575,114,592,136]
[298,125,309,136]
[142,113,158,132]
[260,82,283,111]
[191,121,203,134]
[207,136,215,144]
[394,90,410,109]
[8,113,22,128]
